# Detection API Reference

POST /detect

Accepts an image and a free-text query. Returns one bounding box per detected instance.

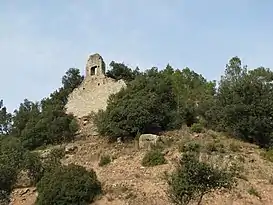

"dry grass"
[11,127,273,205]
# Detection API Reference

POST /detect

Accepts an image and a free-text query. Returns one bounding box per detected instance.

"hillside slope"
[10,127,273,205]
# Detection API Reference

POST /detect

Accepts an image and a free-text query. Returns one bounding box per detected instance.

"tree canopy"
[2,57,273,149]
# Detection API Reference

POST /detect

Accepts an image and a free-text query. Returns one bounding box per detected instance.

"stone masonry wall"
[65,75,126,118]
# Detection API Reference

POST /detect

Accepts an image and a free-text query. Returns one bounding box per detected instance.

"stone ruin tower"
[85,53,106,77]
[65,53,126,120]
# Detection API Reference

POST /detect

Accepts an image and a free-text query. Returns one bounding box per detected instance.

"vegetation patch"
[247,187,261,199]
[99,154,112,167]
[229,142,241,152]
[142,149,167,167]
[167,153,236,205]
[36,164,102,205]
[179,142,201,153]
[261,149,273,162]
[190,123,204,133]
[205,141,225,153]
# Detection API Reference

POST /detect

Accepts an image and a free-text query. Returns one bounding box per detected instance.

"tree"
[106,61,141,82]
[36,164,101,205]
[206,57,273,147]
[10,68,80,150]
[167,153,236,205]
[11,99,41,138]
[0,137,27,201]
[94,68,177,140]
[161,66,216,127]
[0,100,12,136]
[62,68,84,92]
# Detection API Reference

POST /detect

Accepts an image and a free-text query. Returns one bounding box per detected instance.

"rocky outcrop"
[138,134,162,149]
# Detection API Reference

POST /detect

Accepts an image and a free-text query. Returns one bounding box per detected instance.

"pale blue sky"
[1,1,273,112]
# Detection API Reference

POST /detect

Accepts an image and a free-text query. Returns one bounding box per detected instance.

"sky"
[1,0,273,112]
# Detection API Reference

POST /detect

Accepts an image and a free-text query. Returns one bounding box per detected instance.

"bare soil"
[10,129,273,205]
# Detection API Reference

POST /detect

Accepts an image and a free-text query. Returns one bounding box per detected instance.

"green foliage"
[167,153,236,205]
[141,149,166,167]
[0,164,16,203]
[0,100,12,136]
[36,164,102,205]
[0,137,26,171]
[11,99,41,138]
[247,187,261,199]
[179,142,201,153]
[205,57,273,147]
[205,141,225,153]
[23,151,43,185]
[190,123,203,133]
[94,68,177,140]
[98,155,111,167]
[0,137,27,200]
[106,61,141,82]
[18,108,78,150]
[10,68,81,150]
[261,148,273,162]
[62,68,84,92]
[42,147,65,173]
[0,164,17,194]
[95,64,216,141]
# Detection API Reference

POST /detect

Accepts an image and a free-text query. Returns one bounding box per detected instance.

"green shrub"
[36,164,102,205]
[167,153,236,205]
[42,147,65,173]
[0,137,26,197]
[261,149,273,162]
[206,141,225,153]
[23,151,43,185]
[247,187,261,199]
[0,137,26,169]
[93,72,177,140]
[142,150,166,167]
[179,142,201,153]
[190,123,203,133]
[98,155,111,167]
[0,164,17,194]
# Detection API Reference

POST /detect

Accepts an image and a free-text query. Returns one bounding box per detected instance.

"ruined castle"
[65,53,126,118]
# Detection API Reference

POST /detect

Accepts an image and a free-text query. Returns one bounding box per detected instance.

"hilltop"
[2,54,273,205]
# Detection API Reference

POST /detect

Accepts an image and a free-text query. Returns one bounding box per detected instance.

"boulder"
[138,134,161,149]
[65,144,78,154]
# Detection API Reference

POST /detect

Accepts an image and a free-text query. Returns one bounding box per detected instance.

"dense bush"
[2,56,273,149]
[9,68,81,150]
[23,151,44,185]
[167,153,236,205]
[0,137,27,201]
[98,155,111,167]
[180,142,201,153]
[204,58,273,147]
[141,149,166,167]
[94,68,178,140]
[0,164,17,197]
[190,123,204,133]
[95,65,216,141]
[36,164,102,205]
[106,61,141,82]
[0,137,26,169]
